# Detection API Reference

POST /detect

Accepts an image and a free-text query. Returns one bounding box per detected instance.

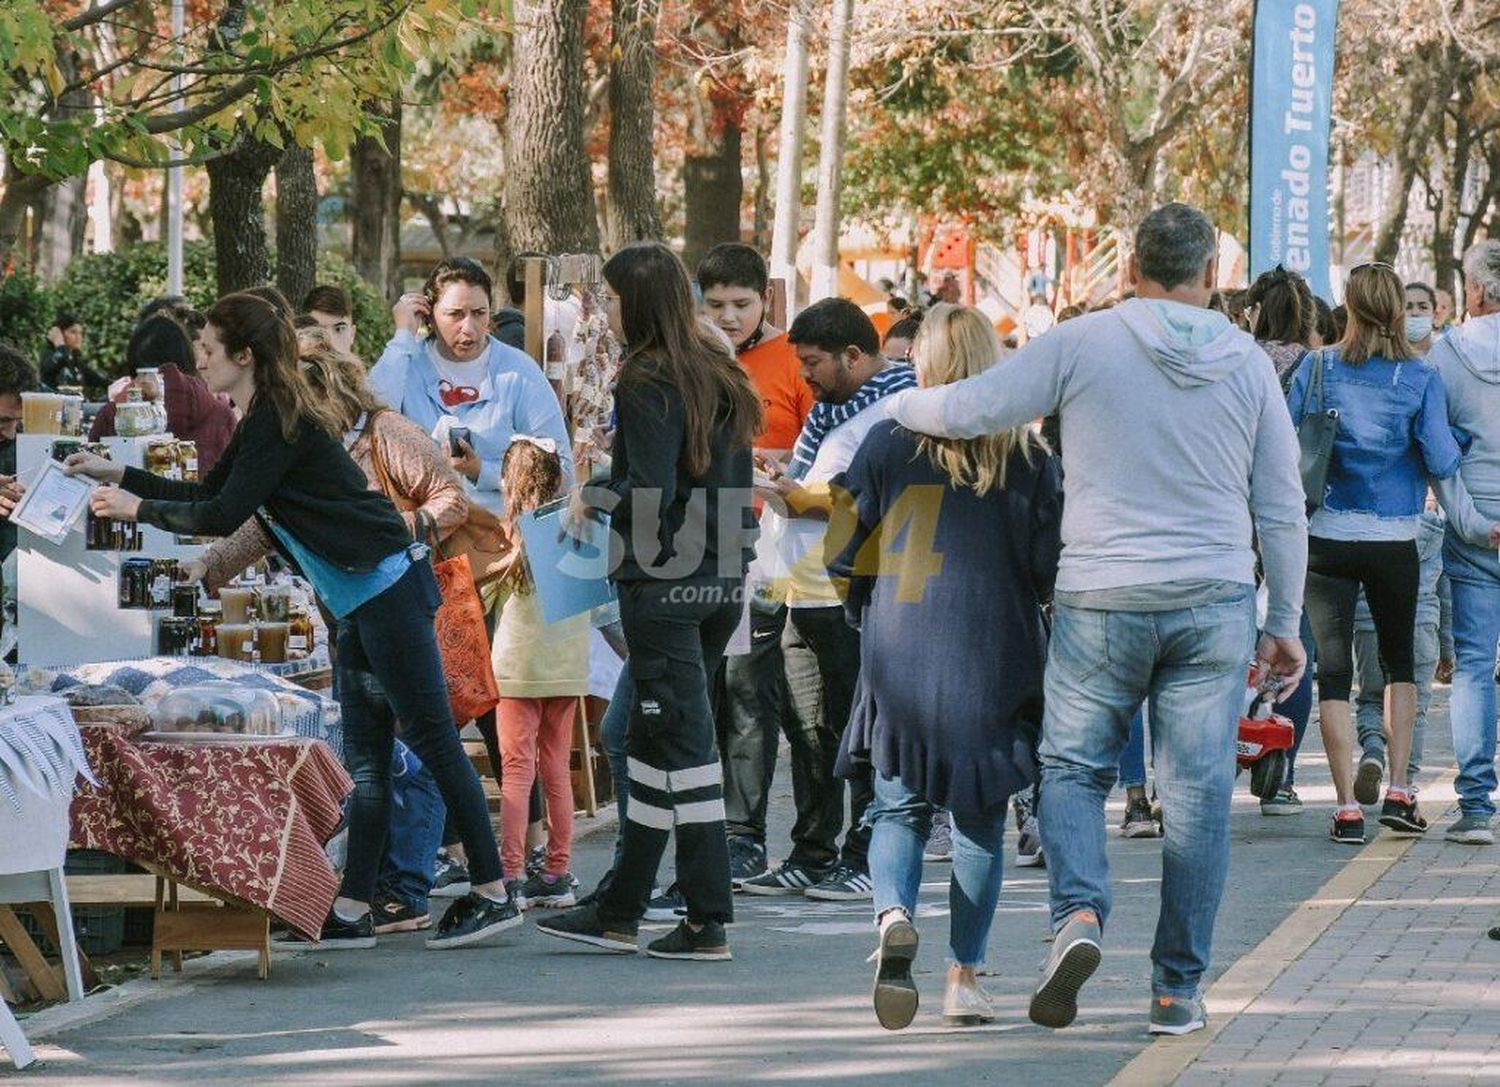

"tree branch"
[63,0,139,32]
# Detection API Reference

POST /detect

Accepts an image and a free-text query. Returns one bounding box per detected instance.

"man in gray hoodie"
[890,203,1308,1037]
[1430,240,1500,845]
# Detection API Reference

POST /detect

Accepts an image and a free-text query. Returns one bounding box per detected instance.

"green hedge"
[0,271,55,361]
[3,242,395,378]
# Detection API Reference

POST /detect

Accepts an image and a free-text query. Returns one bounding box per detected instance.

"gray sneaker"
[1028,909,1102,1029]
[1148,993,1208,1036]
[1445,814,1495,844]
[1354,755,1384,806]
[923,811,954,862]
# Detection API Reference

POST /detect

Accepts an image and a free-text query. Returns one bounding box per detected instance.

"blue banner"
[1249,0,1341,300]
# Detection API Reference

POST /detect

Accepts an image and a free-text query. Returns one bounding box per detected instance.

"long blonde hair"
[911,304,1041,494]
[295,326,380,432]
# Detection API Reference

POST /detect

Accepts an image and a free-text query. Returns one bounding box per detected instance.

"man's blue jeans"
[1038,590,1255,999]
[1442,533,1500,819]
[375,740,445,912]
[1118,708,1147,789]
[866,773,1008,966]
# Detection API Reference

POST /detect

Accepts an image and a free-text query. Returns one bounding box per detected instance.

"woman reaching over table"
[63,291,521,952]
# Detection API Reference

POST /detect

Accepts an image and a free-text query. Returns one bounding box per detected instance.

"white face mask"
[1405,314,1433,343]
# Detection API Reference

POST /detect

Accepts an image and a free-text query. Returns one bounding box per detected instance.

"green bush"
[48,241,395,376]
[50,241,218,377]
[0,271,55,361]
[311,249,394,364]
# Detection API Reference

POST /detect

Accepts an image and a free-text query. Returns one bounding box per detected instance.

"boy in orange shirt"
[697,244,814,887]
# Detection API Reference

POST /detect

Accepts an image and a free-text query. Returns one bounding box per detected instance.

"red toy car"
[1237,670,1295,799]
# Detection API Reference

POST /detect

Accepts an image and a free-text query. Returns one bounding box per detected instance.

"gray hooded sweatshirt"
[890,297,1308,637]
[1430,313,1500,546]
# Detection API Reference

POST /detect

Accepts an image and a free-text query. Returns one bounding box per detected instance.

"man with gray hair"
[889,202,1308,1036]
[1430,239,1500,845]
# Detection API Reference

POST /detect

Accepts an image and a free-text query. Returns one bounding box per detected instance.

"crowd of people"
[2,198,1499,1037]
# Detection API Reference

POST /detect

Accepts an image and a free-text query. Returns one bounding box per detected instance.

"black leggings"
[1304,536,1419,702]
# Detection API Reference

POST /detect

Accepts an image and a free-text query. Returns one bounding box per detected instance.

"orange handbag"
[414,509,500,726]
[366,420,500,725]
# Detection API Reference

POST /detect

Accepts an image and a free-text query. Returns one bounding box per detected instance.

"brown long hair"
[206,293,344,442]
[1340,264,1415,364]
[603,242,762,477]
[295,325,380,433]
[500,438,565,592]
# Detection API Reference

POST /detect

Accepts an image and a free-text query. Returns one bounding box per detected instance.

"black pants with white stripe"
[599,578,744,927]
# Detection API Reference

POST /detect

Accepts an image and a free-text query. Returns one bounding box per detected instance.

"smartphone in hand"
[449,427,472,457]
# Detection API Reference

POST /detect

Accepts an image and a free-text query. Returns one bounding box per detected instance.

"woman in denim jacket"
[1288,263,1462,845]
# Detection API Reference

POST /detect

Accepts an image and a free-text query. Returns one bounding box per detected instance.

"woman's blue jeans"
[866,772,1008,966]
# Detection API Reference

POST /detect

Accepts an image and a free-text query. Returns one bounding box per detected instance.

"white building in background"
[1336,149,1491,294]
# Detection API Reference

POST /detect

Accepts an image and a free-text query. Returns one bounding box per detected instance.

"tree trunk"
[606,0,662,250]
[35,174,87,282]
[1374,72,1444,266]
[275,143,319,310]
[682,116,742,272]
[0,167,50,271]
[206,134,281,294]
[506,0,600,254]
[770,1,811,315]
[752,125,772,254]
[809,0,855,301]
[351,99,404,302]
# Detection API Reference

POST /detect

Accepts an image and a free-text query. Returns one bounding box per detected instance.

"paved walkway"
[12,685,1499,1086]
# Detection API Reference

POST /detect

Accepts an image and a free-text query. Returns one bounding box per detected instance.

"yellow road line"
[1109,773,1453,1087]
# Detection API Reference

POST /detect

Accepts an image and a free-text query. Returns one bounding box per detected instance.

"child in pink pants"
[491,436,590,908]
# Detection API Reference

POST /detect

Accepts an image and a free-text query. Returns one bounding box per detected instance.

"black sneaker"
[739,860,830,896]
[729,837,768,890]
[371,896,431,934]
[1330,811,1365,845]
[1120,798,1160,839]
[425,891,524,950]
[644,883,687,922]
[805,863,874,902]
[431,850,471,899]
[645,920,731,961]
[518,871,578,910]
[535,903,639,953]
[1378,792,1428,836]
[270,908,375,950]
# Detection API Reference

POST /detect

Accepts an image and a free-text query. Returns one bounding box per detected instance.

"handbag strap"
[1310,347,1327,414]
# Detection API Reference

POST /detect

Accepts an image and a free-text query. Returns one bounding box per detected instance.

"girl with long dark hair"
[65,291,521,950]
[537,242,762,961]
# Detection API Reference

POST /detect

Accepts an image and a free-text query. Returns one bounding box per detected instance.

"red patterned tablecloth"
[69,727,352,941]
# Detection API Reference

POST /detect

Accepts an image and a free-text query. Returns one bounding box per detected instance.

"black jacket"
[126,401,413,572]
[38,345,108,396]
[595,373,754,583]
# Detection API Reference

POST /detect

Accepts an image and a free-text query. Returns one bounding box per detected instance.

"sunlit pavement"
[16,685,1497,1086]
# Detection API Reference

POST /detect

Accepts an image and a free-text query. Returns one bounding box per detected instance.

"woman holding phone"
[369,256,577,891]
[65,292,520,951]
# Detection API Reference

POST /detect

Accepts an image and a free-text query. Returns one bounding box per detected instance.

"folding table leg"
[45,869,86,1003]
[0,999,36,1070]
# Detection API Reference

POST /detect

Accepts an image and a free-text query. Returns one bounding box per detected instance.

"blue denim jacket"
[1287,349,1461,520]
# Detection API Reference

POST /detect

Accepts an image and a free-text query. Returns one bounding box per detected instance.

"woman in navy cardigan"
[829,303,1062,1031]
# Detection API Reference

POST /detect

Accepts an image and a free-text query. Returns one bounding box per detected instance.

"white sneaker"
[871,909,919,1031]
[943,977,997,1026]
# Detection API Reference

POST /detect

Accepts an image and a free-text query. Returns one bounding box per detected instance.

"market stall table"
[67,725,351,979]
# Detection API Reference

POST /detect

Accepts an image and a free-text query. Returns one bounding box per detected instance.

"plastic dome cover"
[152,681,284,737]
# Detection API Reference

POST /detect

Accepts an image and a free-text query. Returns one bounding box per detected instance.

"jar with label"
[148,559,177,608]
[255,583,290,623]
[194,604,221,656]
[288,606,315,659]
[257,622,290,664]
[58,392,84,436]
[145,439,179,479]
[171,584,199,618]
[219,585,254,624]
[115,388,158,437]
[119,558,153,608]
[177,440,199,482]
[215,623,256,662]
[157,616,196,657]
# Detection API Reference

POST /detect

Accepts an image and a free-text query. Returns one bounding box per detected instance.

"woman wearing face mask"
[64,292,522,951]
[1405,282,1438,357]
